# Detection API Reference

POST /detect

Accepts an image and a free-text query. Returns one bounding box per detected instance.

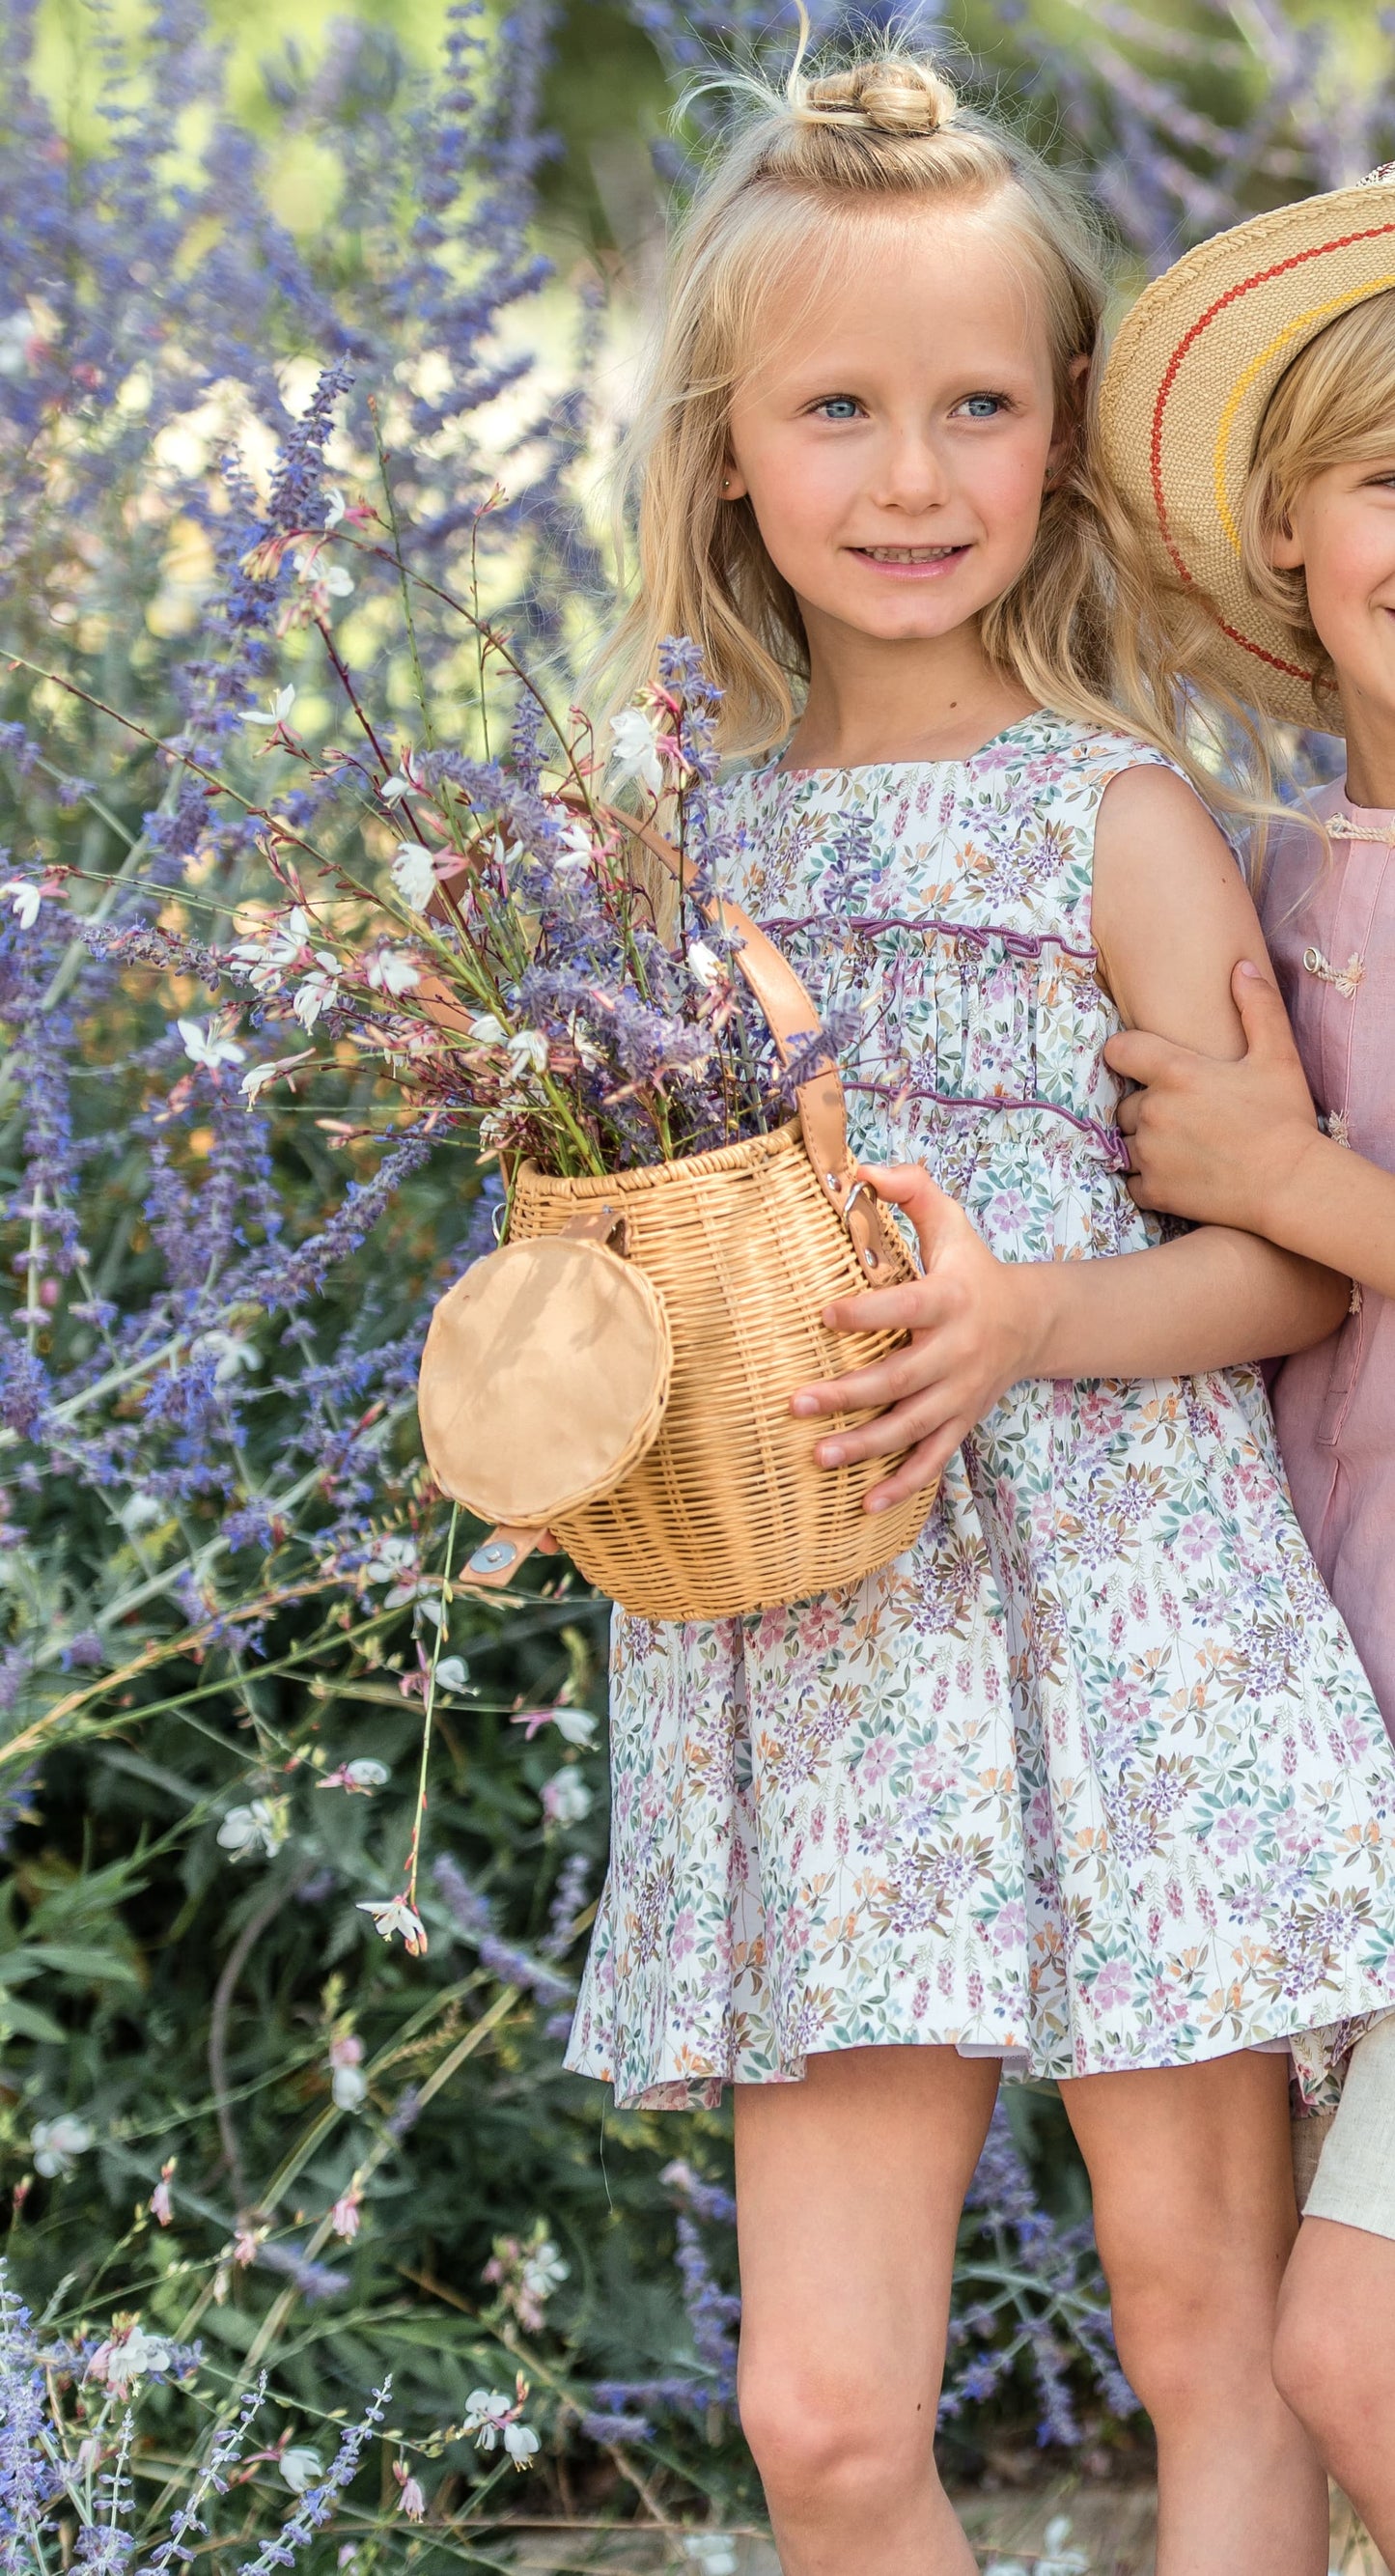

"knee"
[1106,2247,1279,2422]
[1272,2277,1366,2450]
[738,2351,933,2513]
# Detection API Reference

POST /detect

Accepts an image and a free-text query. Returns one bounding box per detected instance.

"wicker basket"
[506,1120,928,1619]
[416,800,937,1621]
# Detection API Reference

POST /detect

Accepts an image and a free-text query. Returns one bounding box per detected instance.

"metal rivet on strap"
[467,1539,517,1574]
[825,1171,844,1192]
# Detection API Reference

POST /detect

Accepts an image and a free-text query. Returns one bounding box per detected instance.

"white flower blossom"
[462,2390,536,2466]
[684,2542,739,2576]
[322,489,347,528]
[280,2448,322,2496]
[554,820,596,871]
[238,686,296,729]
[357,1896,428,1955]
[176,1017,246,1071]
[553,1708,598,1748]
[318,1756,391,1794]
[92,2327,172,2395]
[542,1769,592,1827]
[229,910,313,993]
[190,1330,259,1385]
[0,310,37,378]
[608,706,663,798]
[330,2189,362,2241]
[293,964,341,1030]
[365,948,420,996]
[239,1051,312,1107]
[433,1656,468,1695]
[216,1798,288,1861]
[505,1028,550,1078]
[332,2061,369,2111]
[465,1011,507,1046]
[503,2423,539,2467]
[686,939,725,990]
[394,2464,427,2519]
[390,842,437,910]
[519,2239,569,2303]
[293,551,353,597]
[1,879,42,928]
[31,2114,94,2177]
[120,1492,163,1534]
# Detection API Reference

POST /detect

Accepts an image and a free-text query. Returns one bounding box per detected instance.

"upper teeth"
[860,546,960,561]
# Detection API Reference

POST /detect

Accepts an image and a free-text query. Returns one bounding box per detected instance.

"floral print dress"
[565,711,1395,2111]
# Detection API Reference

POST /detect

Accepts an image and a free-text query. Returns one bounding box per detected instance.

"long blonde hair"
[600,31,1225,791]
[1238,289,1395,719]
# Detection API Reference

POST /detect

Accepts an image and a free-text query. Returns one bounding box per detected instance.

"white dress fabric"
[565,713,1395,2110]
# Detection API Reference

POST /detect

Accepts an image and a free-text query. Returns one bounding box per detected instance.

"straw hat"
[1100,167,1395,726]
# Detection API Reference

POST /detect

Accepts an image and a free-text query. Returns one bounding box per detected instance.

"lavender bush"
[0,0,1372,2546]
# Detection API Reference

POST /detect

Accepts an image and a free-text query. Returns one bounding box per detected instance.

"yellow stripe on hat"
[1214,274,1395,552]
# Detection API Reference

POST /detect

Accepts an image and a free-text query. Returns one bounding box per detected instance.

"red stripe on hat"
[1146,219,1395,684]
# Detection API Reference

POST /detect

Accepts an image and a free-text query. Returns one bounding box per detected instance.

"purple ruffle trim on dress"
[847,1077,1130,1171]
[761,911,1102,967]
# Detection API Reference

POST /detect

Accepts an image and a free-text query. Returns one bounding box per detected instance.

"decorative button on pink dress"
[1262,781,1395,1737]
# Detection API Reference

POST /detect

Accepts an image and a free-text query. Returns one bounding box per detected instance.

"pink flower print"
[937,1956,955,1997]
[670,1908,697,1963]
[1212,1806,1259,1860]
[1176,1512,1221,1565]
[1148,1910,1162,1947]
[1090,1958,1133,2010]
[1164,1879,1185,1919]
[968,1969,984,2013]
[855,1735,897,1790]
[990,1897,1027,1953]
[1197,1886,1217,1931]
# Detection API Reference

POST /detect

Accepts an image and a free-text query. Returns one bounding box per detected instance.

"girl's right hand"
[1104,960,1323,1235]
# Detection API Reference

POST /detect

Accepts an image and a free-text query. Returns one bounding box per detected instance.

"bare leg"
[1274,2219,1395,2562]
[1064,2051,1327,2576]
[734,2046,998,2576]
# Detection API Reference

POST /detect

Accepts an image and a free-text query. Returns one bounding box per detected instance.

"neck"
[786,610,1038,770]
[1335,680,1395,809]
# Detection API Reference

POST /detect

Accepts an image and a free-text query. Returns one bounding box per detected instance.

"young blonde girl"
[569,45,1395,2575]
[1102,197,1395,2564]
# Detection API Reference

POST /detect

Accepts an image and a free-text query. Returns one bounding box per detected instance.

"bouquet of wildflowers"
[72,479,848,1195]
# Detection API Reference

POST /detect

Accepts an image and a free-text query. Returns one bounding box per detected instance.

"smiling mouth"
[851,544,968,564]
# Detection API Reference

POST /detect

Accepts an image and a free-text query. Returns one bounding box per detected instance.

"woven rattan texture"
[511,1121,936,1620]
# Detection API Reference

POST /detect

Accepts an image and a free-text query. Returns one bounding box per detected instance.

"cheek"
[1302,517,1395,639]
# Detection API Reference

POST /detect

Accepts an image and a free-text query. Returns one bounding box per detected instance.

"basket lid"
[418,1233,672,1526]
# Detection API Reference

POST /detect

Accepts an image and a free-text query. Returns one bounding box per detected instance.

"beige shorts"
[1293,2014,1395,2241]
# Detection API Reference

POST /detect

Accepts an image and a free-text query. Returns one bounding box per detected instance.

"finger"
[794,1343,947,1419]
[865,1426,964,1512]
[854,1160,962,1265]
[820,1282,925,1339]
[1115,1091,1140,1137]
[1102,1027,1191,1086]
[1232,957,1301,1064]
[814,1386,953,1469]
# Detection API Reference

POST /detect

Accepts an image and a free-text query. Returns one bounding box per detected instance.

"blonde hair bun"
[799,59,957,140]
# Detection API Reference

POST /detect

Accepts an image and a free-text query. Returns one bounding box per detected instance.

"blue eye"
[818,396,861,421]
[960,394,1005,419]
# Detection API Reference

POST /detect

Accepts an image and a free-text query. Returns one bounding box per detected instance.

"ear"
[1267,505,1304,571]
[720,455,749,502]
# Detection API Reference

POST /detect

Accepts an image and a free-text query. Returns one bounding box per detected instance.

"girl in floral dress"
[570,40,1395,2576]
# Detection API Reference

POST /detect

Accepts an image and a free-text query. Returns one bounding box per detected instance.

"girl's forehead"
[734,196,1056,384]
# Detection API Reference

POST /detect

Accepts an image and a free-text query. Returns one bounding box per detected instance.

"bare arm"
[1107,955,1395,1302]
[793,767,1349,1510]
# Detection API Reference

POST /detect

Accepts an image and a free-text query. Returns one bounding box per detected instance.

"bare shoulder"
[1092,760,1269,1050]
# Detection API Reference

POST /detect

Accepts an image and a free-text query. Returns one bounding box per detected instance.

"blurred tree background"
[0,0,1390,2567]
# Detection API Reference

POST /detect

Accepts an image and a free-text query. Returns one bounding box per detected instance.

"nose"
[870,422,950,515]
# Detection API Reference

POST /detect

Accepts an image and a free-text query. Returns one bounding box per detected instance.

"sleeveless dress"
[564,712,1395,2111]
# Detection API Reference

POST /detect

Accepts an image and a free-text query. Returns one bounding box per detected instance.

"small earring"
[722,476,732,491]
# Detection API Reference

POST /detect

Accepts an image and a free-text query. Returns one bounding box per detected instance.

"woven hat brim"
[1101,177,1395,728]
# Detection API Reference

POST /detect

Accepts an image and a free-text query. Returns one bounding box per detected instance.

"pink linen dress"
[1262,780,1395,1736]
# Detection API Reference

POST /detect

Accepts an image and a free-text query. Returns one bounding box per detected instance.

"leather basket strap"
[593,800,897,1284]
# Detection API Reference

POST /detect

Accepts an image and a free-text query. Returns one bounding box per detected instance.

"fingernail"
[1238,959,1264,980]
[791,1393,818,1416]
[866,1491,888,1513]
[817,1443,843,1467]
